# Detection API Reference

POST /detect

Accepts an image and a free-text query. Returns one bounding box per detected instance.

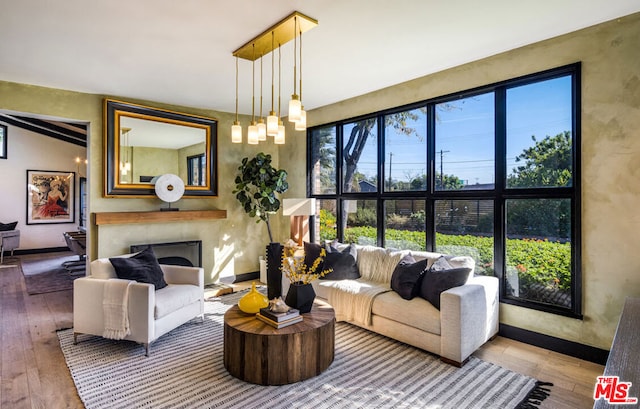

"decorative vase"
[285,282,316,313]
[266,242,283,300]
[238,282,268,314]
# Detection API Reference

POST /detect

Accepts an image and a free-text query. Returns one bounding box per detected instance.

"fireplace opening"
[130,240,202,267]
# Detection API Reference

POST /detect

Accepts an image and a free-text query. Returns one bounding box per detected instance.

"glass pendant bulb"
[275,120,285,144]
[257,119,267,141]
[288,95,301,122]
[231,121,242,143]
[295,108,306,131]
[247,121,259,144]
[267,111,278,136]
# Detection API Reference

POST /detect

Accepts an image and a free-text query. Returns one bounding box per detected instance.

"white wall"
[0,122,87,250]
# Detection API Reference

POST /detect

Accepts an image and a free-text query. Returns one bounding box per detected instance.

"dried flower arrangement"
[281,243,332,285]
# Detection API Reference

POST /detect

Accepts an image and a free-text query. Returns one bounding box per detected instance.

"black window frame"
[307,63,582,318]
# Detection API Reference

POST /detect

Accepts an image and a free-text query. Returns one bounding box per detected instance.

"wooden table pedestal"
[223,301,335,385]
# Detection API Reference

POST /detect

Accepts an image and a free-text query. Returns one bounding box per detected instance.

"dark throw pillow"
[391,254,428,300]
[109,247,168,290]
[320,243,360,280]
[419,256,471,309]
[304,241,325,273]
[0,221,18,231]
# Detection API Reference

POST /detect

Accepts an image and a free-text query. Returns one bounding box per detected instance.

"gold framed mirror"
[104,99,217,197]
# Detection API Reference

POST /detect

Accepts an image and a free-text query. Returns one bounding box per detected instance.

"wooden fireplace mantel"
[93,209,227,225]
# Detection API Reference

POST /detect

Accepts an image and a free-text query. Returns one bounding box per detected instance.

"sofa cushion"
[419,256,471,309]
[390,254,428,300]
[325,240,357,261]
[304,241,325,273]
[371,291,441,335]
[154,284,202,319]
[110,248,168,290]
[0,221,18,231]
[320,243,360,280]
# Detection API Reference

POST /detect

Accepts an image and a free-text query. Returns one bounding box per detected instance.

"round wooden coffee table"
[223,300,335,385]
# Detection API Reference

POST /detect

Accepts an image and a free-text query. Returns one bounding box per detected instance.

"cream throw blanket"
[324,247,411,326]
[324,280,390,326]
[102,279,134,340]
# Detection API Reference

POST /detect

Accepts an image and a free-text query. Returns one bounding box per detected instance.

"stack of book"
[256,307,302,328]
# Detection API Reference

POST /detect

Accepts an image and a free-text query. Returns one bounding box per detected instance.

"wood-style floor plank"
[1,256,605,409]
[1,260,82,409]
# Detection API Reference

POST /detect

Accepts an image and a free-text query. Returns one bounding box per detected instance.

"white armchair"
[73,256,204,356]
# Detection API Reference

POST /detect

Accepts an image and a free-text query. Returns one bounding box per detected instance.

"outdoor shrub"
[331,223,571,289]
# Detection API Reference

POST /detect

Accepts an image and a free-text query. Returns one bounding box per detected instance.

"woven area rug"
[58,290,551,409]
[21,252,85,295]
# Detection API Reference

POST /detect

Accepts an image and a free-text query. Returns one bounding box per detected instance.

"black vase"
[285,282,316,313]
[266,242,283,300]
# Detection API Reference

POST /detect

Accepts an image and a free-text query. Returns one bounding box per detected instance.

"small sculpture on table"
[268,297,291,313]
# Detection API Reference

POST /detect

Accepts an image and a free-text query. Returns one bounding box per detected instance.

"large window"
[308,64,581,317]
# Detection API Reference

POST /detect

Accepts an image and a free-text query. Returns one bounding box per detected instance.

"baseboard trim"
[499,323,609,365]
[233,271,260,283]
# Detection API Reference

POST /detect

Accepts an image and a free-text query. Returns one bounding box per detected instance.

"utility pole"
[439,149,450,188]
[388,152,393,190]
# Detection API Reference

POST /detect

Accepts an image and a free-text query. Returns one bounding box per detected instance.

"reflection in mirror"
[187,154,206,186]
[104,99,217,197]
[118,117,207,186]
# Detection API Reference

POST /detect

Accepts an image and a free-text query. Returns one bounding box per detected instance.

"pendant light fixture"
[275,43,285,144]
[295,27,307,131]
[231,55,242,143]
[120,127,132,175]
[288,16,302,123]
[247,44,259,145]
[232,11,317,144]
[266,31,279,137]
[257,55,267,141]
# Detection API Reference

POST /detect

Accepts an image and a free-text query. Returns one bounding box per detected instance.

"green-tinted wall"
[0,84,290,283]
[281,13,640,350]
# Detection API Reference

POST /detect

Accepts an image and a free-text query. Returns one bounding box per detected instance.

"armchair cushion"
[110,248,167,290]
[154,284,203,319]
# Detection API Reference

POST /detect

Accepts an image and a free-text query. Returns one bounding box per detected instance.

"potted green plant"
[233,152,288,299]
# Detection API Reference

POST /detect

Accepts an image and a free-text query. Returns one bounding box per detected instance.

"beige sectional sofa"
[283,244,499,366]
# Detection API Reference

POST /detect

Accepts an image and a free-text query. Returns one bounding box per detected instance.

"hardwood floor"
[1,256,604,409]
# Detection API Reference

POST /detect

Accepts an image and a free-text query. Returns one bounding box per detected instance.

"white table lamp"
[282,198,316,246]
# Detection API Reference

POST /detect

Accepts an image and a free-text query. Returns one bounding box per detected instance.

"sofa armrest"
[73,277,155,343]
[161,264,204,288]
[439,276,499,365]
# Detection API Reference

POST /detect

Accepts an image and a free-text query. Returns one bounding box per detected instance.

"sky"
[350,75,572,188]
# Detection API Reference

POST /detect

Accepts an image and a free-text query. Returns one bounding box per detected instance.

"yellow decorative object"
[238,282,268,314]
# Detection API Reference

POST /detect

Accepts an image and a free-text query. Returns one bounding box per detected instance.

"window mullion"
[426,103,436,251]
[494,87,507,295]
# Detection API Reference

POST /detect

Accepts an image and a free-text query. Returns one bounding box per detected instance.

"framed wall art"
[26,170,75,224]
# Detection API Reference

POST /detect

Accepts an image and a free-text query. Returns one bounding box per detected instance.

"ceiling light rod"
[231,55,242,143]
[267,31,278,136]
[232,11,317,61]
[288,16,301,123]
[295,27,307,131]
